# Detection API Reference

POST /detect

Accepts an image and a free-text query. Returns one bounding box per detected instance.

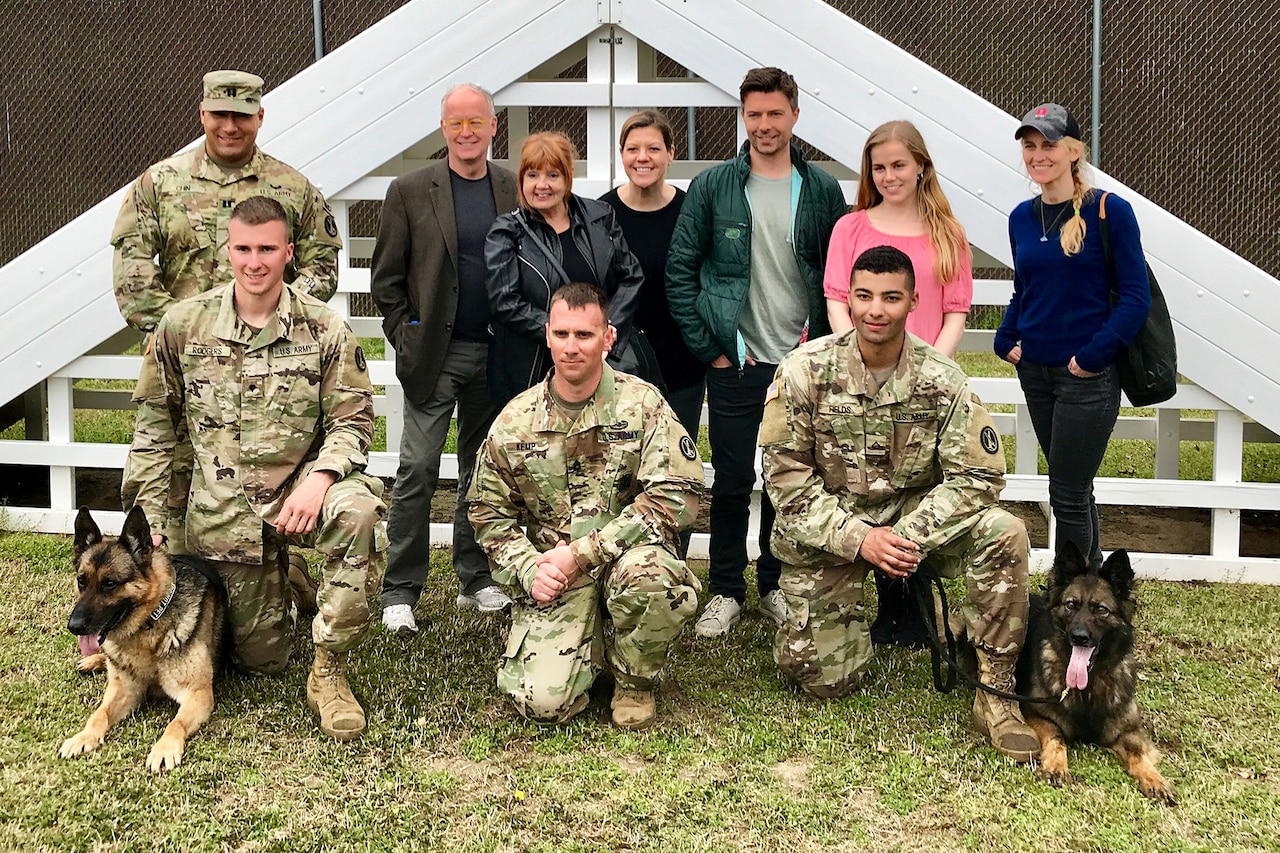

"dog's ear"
[73,506,102,563]
[1099,548,1135,601]
[119,505,154,569]
[1049,540,1090,591]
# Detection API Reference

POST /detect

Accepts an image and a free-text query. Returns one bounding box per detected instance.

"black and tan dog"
[59,506,228,773]
[953,542,1175,802]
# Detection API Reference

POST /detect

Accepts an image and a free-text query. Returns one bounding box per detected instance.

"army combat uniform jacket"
[760,331,1007,567]
[112,145,342,332]
[122,283,376,562]
[469,365,704,593]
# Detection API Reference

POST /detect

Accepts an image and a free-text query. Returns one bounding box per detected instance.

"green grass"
[2,541,1279,851]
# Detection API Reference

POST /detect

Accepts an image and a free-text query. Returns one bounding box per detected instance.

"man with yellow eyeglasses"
[371,84,519,632]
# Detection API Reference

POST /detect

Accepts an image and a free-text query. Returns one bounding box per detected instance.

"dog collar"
[150,583,176,622]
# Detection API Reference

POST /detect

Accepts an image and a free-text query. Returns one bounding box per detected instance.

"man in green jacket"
[665,66,847,638]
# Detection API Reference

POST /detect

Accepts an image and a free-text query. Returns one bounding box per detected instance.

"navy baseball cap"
[1014,103,1082,142]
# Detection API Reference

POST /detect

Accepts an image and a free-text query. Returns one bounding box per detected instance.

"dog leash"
[908,567,1054,704]
[172,554,229,599]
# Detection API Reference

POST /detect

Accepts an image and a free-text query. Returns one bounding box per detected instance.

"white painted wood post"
[46,377,76,512]
[1211,409,1244,557]
[1155,407,1182,480]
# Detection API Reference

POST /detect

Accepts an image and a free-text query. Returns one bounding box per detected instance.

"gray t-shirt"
[738,172,807,365]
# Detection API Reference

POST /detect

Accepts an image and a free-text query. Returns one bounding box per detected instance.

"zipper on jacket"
[517,255,554,389]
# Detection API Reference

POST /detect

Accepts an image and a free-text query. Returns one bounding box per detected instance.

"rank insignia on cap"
[679,435,698,460]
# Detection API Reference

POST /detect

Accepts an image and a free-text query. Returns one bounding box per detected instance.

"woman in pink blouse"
[823,120,973,649]
[825,121,972,358]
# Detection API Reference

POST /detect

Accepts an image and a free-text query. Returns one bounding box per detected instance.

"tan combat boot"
[287,553,319,617]
[307,647,366,741]
[973,650,1040,763]
[611,685,656,731]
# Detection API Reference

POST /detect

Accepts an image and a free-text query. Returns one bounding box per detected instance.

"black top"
[449,169,498,342]
[599,187,704,391]
[557,229,598,286]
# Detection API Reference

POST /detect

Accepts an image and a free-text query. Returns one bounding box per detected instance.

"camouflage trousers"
[498,545,699,724]
[776,505,1028,697]
[213,471,387,674]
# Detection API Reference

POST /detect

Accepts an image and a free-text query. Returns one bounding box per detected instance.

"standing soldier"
[371,83,518,633]
[122,197,385,742]
[469,283,703,730]
[666,66,847,638]
[112,69,342,608]
[759,246,1040,762]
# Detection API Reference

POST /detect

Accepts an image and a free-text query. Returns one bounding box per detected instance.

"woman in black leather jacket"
[484,131,644,406]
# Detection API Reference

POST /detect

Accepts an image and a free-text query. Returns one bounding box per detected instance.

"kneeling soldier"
[123,196,386,742]
[469,283,703,729]
[760,246,1039,762]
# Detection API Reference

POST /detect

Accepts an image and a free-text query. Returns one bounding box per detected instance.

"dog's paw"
[1034,763,1072,788]
[145,735,184,774]
[76,653,107,675]
[59,730,103,759]
[1139,774,1177,806]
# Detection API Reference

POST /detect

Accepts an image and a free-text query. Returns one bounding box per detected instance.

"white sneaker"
[693,595,742,638]
[382,603,418,634]
[757,589,787,627]
[457,585,514,613]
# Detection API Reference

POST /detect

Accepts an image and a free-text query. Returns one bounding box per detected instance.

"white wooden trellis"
[1,0,1278,582]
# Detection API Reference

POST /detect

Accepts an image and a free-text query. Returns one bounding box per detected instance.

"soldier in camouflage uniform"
[112,70,341,614]
[122,197,385,742]
[112,70,341,333]
[759,246,1040,762]
[469,283,703,730]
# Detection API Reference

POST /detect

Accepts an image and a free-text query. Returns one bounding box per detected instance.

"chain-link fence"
[1,1,1277,279]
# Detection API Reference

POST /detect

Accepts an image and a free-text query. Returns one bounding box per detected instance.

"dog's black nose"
[1070,627,1093,647]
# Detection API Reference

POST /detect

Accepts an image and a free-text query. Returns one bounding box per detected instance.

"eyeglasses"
[442,117,491,134]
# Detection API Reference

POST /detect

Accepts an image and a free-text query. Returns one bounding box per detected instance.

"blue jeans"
[383,340,498,604]
[705,362,780,603]
[1016,360,1120,568]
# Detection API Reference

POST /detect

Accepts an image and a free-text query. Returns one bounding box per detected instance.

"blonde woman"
[825,120,973,358]
[994,104,1150,569]
[824,120,973,648]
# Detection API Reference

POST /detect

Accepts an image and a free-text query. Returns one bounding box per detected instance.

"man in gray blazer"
[372,83,519,632]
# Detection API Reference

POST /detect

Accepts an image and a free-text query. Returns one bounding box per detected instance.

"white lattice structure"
[1,0,1277,581]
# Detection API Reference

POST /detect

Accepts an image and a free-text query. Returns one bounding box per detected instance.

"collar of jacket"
[842,330,925,406]
[518,193,610,233]
[193,145,263,183]
[211,281,299,349]
[533,363,620,435]
[732,141,815,182]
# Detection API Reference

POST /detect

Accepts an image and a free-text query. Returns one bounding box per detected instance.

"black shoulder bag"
[1097,192,1178,406]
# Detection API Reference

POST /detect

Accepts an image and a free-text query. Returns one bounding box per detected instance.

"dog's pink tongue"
[1066,645,1094,690]
[78,634,100,657]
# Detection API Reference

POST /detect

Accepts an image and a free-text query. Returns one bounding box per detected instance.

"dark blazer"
[370,159,518,405]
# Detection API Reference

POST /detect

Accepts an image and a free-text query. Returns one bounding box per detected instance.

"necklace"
[1038,198,1071,242]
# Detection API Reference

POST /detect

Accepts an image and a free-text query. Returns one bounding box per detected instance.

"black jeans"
[664,378,706,560]
[1016,360,1120,568]
[705,362,780,603]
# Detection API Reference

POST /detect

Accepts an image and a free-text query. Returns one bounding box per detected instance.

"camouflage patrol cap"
[201,70,264,115]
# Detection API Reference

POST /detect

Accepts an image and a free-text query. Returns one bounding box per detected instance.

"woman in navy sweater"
[994,104,1150,568]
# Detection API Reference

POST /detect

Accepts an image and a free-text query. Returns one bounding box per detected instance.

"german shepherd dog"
[951,542,1174,802]
[60,506,228,773]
